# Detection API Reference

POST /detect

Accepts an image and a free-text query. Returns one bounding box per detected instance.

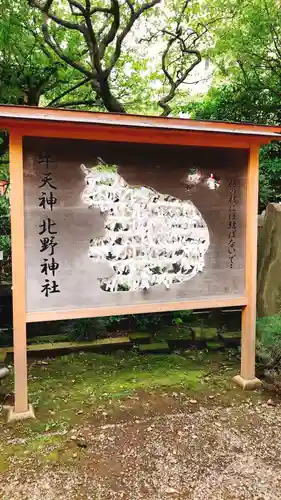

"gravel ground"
[2,399,281,500]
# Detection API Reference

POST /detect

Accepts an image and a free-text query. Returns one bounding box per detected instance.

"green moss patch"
[0,348,7,362]
[220,331,241,340]
[27,333,69,345]
[4,336,132,357]
[138,342,170,354]
[129,332,152,344]
[193,327,218,339]
[0,351,209,440]
[206,341,225,351]
[219,332,240,348]
[155,329,192,341]
[0,348,265,474]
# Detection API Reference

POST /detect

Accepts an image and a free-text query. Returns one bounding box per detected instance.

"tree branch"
[125,0,134,15]
[161,38,176,85]
[176,0,191,27]
[175,50,201,87]
[82,23,100,73]
[158,0,202,116]
[29,0,83,30]
[107,0,161,73]
[52,98,103,108]
[41,19,93,78]
[160,46,201,113]
[263,0,281,60]
[100,0,120,59]
[90,6,113,15]
[28,0,162,114]
[98,14,111,39]
[23,20,55,59]
[47,77,91,106]
[68,0,86,13]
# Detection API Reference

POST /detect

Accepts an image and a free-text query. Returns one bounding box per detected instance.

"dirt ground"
[2,392,281,500]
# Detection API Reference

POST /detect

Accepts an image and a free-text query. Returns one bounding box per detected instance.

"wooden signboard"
[23,138,248,321]
[0,105,280,421]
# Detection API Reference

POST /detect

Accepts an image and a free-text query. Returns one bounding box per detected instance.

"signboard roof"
[0,104,280,139]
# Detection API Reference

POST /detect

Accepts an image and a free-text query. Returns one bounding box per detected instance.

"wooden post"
[234,145,261,390]
[6,130,34,421]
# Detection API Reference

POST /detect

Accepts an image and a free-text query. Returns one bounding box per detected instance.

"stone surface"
[5,404,35,423]
[233,375,262,390]
[193,327,218,340]
[1,337,132,357]
[3,391,281,499]
[138,342,170,354]
[129,332,152,344]
[206,341,224,351]
[257,203,281,317]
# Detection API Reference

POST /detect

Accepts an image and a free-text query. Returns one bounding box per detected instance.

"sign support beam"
[6,131,34,422]
[233,145,261,390]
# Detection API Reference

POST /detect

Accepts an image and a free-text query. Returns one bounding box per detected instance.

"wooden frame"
[233,145,261,389]
[2,121,277,150]
[1,104,280,420]
[27,296,248,323]
[9,131,28,414]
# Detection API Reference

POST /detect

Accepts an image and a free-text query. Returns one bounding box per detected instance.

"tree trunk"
[24,87,41,107]
[94,79,126,114]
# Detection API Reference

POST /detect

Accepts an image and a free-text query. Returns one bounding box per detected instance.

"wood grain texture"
[0,103,280,136]
[1,121,272,150]
[24,138,248,321]
[10,131,29,413]
[241,145,259,380]
[26,296,248,323]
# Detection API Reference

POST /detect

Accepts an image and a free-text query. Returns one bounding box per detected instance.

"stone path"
[2,399,281,499]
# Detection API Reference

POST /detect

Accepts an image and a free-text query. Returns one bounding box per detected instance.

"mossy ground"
[0,349,266,474]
